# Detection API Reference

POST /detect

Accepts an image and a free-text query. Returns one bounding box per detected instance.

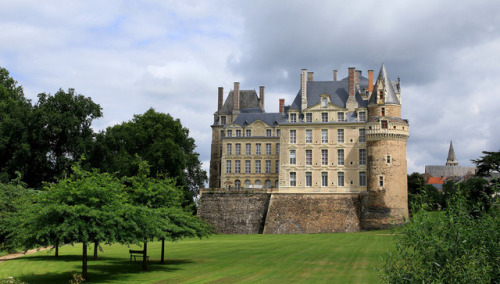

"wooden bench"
[129,250,149,262]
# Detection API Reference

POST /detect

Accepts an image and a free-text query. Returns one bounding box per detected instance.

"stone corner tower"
[362,63,410,230]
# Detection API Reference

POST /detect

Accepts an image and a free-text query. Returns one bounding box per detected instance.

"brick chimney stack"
[233,82,240,111]
[348,67,355,97]
[307,72,314,81]
[279,99,285,113]
[333,70,338,81]
[218,87,223,112]
[354,70,360,91]
[259,86,265,111]
[368,70,374,93]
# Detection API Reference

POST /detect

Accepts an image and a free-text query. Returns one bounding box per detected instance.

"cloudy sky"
[1,0,499,175]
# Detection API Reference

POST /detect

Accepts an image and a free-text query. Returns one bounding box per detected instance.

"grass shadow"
[12,256,195,284]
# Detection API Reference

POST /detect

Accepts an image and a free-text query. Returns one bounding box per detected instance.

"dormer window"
[305,113,312,122]
[227,130,232,137]
[236,130,241,137]
[221,116,226,125]
[337,112,344,122]
[290,113,297,123]
[321,97,328,108]
[358,112,366,121]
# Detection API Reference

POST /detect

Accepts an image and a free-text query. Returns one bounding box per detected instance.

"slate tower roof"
[368,63,400,105]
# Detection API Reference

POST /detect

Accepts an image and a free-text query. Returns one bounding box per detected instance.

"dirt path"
[0,247,51,263]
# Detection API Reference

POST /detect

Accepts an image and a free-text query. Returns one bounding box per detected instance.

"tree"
[91,108,206,211]
[473,150,500,177]
[26,89,102,188]
[0,67,32,184]
[10,165,127,280]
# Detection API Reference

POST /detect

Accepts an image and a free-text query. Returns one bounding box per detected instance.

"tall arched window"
[265,179,271,188]
[235,179,241,189]
[244,179,251,188]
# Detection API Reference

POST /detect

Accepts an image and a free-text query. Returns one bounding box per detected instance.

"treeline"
[0,67,206,209]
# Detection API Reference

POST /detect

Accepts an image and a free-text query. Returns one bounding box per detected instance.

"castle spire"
[369,63,400,105]
[446,141,458,166]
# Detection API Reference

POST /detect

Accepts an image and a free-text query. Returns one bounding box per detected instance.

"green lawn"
[0,230,394,283]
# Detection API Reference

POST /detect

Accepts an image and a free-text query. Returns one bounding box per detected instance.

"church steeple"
[446,141,458,166]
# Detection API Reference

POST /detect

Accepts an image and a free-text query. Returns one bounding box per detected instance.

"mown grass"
[0,230,395,283]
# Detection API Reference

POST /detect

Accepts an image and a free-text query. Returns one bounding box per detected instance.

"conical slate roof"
[369,63,400,105]
[446,141,458,166]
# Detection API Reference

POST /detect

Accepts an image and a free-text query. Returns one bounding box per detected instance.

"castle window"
[337,112,344,122]
[255,143,261,155]
[226,144,232,155]
[306,113,312,122]
[360,172,366,186]
[244,179,251,188]
[322,129,328,143]
[221,116,226,125]
[290,172,296,186]
[337,129,344,143]
[227,130,232,137]
[246,129,251,137]
[221,130,225,138]
[277,129,281,137]
[235,143,241,155]
[290,113,297,123]
[265,179,271,189]
[235,160,240,173]
[266,129,272,137]
[245,160,251,173]
[236,130,241,137]
[321,112,328,122]
[290,130,296,143]
[246,143,251,155]
[306,150,312,165]
[322,97,327,108]
[359,149,366,165]
[255,180,261,186]
[306,129,312,143]
[359,129,366,142]
[275,180,279,188]
[265,160,271,174]
[290,150,296,164]
[379,176,384,187]
[255,160,261,173]
[306,172,312,187]
[338,172,345,187]
[321,172,328,187]
[276,143,280,155]
[266,143,272,155]
[359,112,366,121]
[387,155,391,163]
[235,180,241,189]
[226,160,231,173]
[338,149,344,165]
[275,160,279,173]
[322,149,328,166]
[381,107,385,117]
[381,120,388,129]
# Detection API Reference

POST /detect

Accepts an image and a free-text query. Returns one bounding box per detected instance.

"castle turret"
[362,64,409,230]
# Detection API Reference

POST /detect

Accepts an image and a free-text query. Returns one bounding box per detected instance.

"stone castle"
[198,64,410,234]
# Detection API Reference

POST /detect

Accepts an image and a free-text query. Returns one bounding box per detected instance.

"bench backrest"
[129,250,144,254]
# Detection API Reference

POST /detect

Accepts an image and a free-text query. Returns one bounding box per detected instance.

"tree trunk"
[55,243,59,257]
[82,243,88,280]
[142,241,148,271]
[93,241,98,260]
[160,238,165,264]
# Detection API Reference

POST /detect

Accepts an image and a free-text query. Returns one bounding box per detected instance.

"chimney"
[354,70,360,91]
[218,87,223,112]
[307,72,314,81]
[333,70,338,81]
[279,98,285,113]
[259,86,265,111]
[301,69,307,111]
[368,70,374,93]
[348,67,355,96]
[233,82,240,111]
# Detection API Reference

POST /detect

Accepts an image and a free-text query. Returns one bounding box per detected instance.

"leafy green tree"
[91,108,206,211]
[26,89,102,188]
[9,165,127,280]
[407,172,424,195]
[0,67,32,184]
[380,192,499,283]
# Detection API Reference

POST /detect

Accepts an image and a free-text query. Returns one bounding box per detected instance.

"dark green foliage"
[407,172,424,195]
[380,193,499,283]
[91,108,207,210]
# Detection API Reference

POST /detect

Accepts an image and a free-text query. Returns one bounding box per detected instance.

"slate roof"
[220,90,261,114]
[289,77,369,112]
[368,64,400,105]
[425,166,476,178]
[447,141,458,163]
[232,112,284,127]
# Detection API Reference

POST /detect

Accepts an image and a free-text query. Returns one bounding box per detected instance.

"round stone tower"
[362,64,410,230]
